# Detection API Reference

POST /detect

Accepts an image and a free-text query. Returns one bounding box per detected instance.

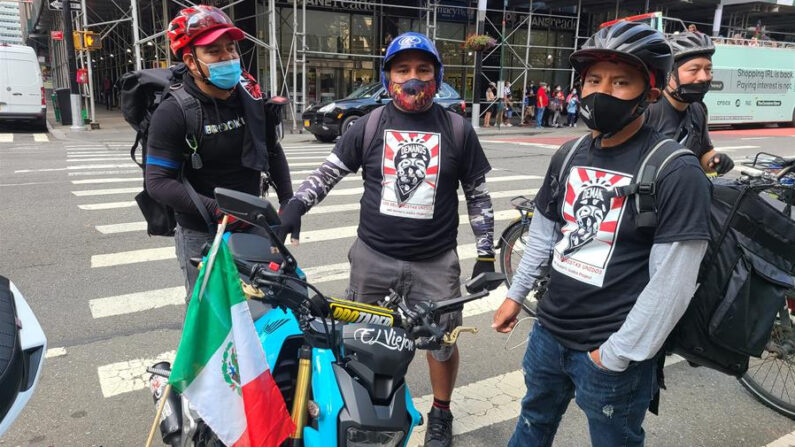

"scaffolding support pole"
[712,1,724,37]
[301,0,306,117]
[470,0,486,129]
[164,0,171,66]
[520,0,532,124]
[81,0,96,124]
[268,0,277,96]
[131,0,142,70]
[292,0,298,132]
[569,0,581,91]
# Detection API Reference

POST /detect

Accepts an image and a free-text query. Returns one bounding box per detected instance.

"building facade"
[0,1,23,45]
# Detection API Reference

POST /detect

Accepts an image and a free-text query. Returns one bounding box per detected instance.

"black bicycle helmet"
[667,31,715,62]
[569,21,673,90]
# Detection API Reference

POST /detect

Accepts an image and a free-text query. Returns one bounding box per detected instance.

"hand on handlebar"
[709,153,735,175]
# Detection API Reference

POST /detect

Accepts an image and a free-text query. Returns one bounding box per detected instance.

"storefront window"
[351,15,374,55]
[306,10,350,53]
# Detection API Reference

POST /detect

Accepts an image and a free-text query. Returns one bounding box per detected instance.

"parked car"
[0,44,47,131]
[302,82,466,143]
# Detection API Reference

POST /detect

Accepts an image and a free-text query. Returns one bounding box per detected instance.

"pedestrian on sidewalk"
[536,82,548,128]
[550,86,565,128]
[103,76,113,110]
[493,21,710,447]
[484,81,497,127]
[503,82,513,127]
[145,5,293,299]
[522,83,536,125]
[566,89,579,127]
[279,31,495,447]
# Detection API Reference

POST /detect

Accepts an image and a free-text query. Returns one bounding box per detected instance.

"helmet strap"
[190,47,213,85]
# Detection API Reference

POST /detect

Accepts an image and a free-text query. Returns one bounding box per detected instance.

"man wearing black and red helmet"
[492,22,711,446]
[145,5,293,299]
[645,32,734,174]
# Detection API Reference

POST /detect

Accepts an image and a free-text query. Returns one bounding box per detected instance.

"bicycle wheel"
[738,305,795,419]
[499,220,530,286]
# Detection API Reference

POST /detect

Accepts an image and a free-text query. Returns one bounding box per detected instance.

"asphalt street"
[1,116,794,446]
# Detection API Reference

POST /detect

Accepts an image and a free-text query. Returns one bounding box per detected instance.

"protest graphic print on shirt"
[552,166,633,287]
[380,130,441,219]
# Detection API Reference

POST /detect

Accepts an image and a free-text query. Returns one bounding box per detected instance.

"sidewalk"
[46,102,584,144]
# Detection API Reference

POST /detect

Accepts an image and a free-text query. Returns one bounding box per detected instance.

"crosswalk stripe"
[15,163,134,173]
[72,187,140,197]
[72,177,141,185]
[67,152,128,157]
[46,347,67,359]
[0,133,13,143]
[68,170,140,177]
[327,176,540,197]
[67,150,126,154]
[95,222,148,233]
[714,145,759,151]
[78,201,137,210]
[282,145,333,150]
[285,155,328,161]
[90,210,519,267]
[82,188,536,216]
[33,133,49,142]
[67,157,131,162]
[65,144,105,148]
[89,287,185,319]
[480,139,559,149]
[77,175,538,203]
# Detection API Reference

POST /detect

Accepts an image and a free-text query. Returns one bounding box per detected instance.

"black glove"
[278,199,306,243]
[471,257,495,279]
[711,152,735,175]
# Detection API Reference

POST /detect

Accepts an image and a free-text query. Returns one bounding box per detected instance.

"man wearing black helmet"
[492,22,711,447]
[646,32,734,174]
[280,32,494,447]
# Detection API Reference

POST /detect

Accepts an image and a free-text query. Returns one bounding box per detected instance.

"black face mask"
[669,81,710,103]
[578,91,647,136]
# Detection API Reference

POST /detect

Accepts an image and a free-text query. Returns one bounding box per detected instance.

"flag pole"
[144,384,171,447]
[197,216,229,301]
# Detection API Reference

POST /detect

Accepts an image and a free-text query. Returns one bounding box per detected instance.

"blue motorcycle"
[147,188,505,447]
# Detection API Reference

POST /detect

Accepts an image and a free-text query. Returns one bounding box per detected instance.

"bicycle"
[734,153,795,419]
[497,195,535,286]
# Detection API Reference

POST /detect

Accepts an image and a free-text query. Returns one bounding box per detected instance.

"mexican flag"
[169,238,295,447]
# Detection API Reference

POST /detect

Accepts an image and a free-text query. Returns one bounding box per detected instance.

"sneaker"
[424,406,453,447]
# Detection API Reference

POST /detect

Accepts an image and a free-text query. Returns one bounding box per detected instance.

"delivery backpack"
[119,63,214,237]
[547,135,795,377]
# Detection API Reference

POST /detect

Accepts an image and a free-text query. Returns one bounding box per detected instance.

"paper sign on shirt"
[379,130,441,219]
[553,166,632,287]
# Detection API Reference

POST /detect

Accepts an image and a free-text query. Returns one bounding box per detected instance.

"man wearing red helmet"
[492,22,710,446]
[146,5,293,299]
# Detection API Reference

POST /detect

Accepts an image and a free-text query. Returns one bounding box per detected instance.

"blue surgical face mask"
[198,58,241,90]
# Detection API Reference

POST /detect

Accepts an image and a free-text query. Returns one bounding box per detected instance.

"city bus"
[600,12,795,126]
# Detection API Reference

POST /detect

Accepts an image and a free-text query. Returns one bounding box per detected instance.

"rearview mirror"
[465,272,506,293]
[214,188,281,227]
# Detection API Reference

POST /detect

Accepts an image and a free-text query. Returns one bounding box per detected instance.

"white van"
[0,44,46,131]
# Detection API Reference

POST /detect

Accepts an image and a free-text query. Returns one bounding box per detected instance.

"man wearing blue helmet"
[280,31,494,447]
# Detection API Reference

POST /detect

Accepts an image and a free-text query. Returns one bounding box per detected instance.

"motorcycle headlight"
[317,102,336,113]
[345,427,404,447]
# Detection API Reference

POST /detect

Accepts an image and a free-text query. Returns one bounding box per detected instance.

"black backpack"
[547,135,795,377]
[670,179,795,376]
[119,64,214,236]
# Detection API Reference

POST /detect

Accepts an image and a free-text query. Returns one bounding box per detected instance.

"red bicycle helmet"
[167,5,244,57]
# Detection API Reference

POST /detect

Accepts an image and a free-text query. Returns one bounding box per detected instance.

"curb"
[46,118,67,141]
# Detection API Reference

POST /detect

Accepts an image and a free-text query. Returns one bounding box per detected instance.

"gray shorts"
[345,238,462,362]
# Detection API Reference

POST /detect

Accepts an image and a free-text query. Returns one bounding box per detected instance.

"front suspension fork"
[289,345,313,446]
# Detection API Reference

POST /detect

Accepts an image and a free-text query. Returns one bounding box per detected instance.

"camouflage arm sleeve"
[462,175,495,258]
[293,153,352,210]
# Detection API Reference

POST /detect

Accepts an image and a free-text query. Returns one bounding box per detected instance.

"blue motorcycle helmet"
[381,32,443,93]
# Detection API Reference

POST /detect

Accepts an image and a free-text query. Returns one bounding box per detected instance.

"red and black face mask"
[387,78,436,113]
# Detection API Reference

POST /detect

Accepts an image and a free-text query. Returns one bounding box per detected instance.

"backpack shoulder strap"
[611,138,694,228]
[445,110,465,151]
[362,106,385,158]
[169,86,203,150]
[543,133,589,220]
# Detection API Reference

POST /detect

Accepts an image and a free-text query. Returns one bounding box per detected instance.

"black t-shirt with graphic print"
[533,125,711,351]
[146,76,259,231]
[645,95,713,160]
[332,102,491,261]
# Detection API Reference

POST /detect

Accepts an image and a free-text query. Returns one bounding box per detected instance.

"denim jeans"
[536,107,546,128]
[508,323,657,447]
